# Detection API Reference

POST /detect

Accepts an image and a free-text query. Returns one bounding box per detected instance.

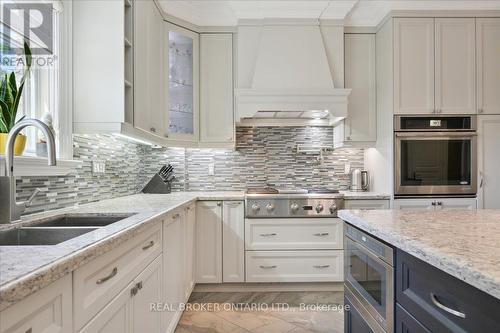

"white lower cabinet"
[0,275,72,333]
[163,211,185,333]
[394,198,477,210]
[79,281,133,333]
[344,199,390,210]
[184,204,196,297]
[195,201,223,283]
[80,255,162,333]
[245,218,343,250]
[246,251,343,283]
[222,201,245,282]
[73,222,162,330]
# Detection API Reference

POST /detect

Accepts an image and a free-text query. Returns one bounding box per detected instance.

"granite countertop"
[0,191,244,311]
[338,209,500,301]
[340,191,391,200]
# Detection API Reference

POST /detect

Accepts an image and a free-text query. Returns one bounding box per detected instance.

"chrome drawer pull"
[313,265,330,269]
[172,214,180,219]
[260,233,277,237]
[142,240,154,250]
[430,293,466,318]
[96,267,118,285]
[259,265,277,269]
[313,233,329,237]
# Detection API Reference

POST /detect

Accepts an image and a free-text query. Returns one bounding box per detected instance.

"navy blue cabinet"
[396,249,500,333]
[345,295,375,333]
[395,303,431,333]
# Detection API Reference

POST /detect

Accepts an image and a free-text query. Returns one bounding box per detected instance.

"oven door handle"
[395,132,477,138]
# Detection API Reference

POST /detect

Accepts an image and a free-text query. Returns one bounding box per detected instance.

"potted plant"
[0,41,32,156]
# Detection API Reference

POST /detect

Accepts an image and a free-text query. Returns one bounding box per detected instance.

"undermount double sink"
[0,215,134,246]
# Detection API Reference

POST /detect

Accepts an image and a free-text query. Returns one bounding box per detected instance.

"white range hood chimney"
[235,20,351,126]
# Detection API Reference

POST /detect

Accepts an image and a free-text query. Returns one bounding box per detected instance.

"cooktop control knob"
[290,203,299,213]
[315,203,324,213]
[251,204,261,213]
[329,204,337,214]
[266,203,275,212]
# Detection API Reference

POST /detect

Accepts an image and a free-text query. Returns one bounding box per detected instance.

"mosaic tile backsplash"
[16,127,364,215]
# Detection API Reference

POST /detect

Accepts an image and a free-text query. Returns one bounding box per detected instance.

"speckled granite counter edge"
[338,210,500,301]
[0,192,244,311]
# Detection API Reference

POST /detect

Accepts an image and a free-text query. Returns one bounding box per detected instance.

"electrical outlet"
[344,163,351,175]
[92,160,106,174]
[208,162,215,176]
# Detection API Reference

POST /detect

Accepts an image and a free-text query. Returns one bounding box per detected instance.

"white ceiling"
[158,0,500,27]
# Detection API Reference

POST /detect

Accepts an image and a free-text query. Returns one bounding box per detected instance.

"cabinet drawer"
[245,218,342,250]
[396,249,500,332]
[395,303,431,333]
[245,250,343,282]
[74,222,162,330]
[344,199,390,210]
[0,275,72,333]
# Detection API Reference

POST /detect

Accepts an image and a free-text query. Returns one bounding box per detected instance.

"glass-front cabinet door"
[165,23,199,142]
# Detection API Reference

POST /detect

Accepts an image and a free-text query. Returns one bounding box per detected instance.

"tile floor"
[175,291,345,333]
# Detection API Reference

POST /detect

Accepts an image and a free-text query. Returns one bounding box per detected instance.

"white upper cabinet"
[134,1,166,138]
[199,34,234,147]
[476,18,500,115]
[165,23,200,143]
[343,33,377,144]
[435,18,476,114]
[394,18,435,115]
[73,0,132,132]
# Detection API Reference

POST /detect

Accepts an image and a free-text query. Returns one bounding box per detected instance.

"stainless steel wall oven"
[394,115,477,196]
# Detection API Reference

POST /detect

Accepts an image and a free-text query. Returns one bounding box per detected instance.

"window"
[1,0,72,159]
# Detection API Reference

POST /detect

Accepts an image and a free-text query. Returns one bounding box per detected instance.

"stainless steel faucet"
[0,119,57,223]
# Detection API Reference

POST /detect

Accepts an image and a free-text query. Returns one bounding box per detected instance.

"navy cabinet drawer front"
[396,249,500,332]
[344,296,375,333]
[396,303,431,333]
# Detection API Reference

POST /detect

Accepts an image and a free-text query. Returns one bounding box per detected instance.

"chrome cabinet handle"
[96,267,118,285]
[150,127,156,133]
[172,213,180,219]
[480,171,484,188]
[142,240,154,250]
[131,286,139,296]
[260,233,277,237]
[431,202,436,206]
[313,265,330,269]
[259,265,277,269]
[217,202,222,206]
[313,232,329,237]
[430,293,466,318]
[136,281,143,290]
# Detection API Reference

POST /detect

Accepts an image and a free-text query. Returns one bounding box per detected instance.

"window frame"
[0,0,80,176]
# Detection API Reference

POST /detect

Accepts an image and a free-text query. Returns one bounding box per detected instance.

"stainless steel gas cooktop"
[245,188,344,218]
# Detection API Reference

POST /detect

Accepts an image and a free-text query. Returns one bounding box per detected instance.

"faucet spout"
[5,119,56,177]
[0,118,57,223]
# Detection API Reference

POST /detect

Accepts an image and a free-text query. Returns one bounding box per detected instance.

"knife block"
[142,174,172,194]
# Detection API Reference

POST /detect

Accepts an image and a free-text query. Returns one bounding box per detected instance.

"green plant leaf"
[0,100,8,133]
[20,41,32,85]
[0,74,7,101]
[8,72,17,97]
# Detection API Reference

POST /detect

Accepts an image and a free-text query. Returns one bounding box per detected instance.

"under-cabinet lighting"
[113,133,154,146]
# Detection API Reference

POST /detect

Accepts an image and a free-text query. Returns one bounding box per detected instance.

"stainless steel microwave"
[394,115,477,196]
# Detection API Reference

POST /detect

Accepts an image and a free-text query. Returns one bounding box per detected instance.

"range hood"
[235,22,351,126]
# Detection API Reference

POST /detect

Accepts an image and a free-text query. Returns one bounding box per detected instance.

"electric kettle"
[350,169,369,192]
